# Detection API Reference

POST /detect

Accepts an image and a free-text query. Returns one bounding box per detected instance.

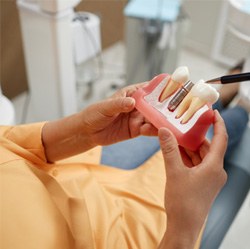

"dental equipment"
[206,72,250,84]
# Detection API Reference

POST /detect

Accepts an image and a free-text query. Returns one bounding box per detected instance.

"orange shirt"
[0,123,201,249]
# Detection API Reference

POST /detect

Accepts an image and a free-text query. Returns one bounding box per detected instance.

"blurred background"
[0,0,249,248]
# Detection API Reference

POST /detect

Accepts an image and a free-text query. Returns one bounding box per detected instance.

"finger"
[129,111,145,137]
[210,110,228,158]
[112,82,148,98]
[158,128,183,171]
[204,110,228,166]
[126,82,149,97]
[184,148,202,166]
[199,139,210,159]
[140,123,158,136]
[98,97,135,117]
[179,146,194,167]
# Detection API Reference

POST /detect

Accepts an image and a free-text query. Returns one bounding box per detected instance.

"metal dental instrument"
[206,72,250,84]
[168,80,194,112]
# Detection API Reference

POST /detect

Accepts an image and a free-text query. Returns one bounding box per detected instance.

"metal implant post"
[167,80,194,112]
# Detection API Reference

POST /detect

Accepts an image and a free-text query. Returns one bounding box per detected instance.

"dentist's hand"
[158,111,228,249]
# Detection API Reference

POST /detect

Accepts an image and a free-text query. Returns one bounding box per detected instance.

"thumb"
[159,128,183,171]
[99,97,135,117]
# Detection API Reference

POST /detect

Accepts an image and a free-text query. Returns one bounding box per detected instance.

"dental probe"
[206,72,250,84]
[168,80,194,112]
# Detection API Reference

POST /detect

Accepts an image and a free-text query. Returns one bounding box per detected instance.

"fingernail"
[124,98,134,109]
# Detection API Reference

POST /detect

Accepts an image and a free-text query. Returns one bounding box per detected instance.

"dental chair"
[200,125,250,249]
[0,84,15,125]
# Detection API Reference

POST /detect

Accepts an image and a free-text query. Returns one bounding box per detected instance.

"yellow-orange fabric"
[0,123,202,249]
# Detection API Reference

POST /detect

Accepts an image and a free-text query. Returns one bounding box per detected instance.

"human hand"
[79,83,158,147]
[42,83,158,162]
[158,111,227,248]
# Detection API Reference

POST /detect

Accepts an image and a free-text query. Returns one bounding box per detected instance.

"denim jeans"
[101,136,160,170]
[101,100,249,170]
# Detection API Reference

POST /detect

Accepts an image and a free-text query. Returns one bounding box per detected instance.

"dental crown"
[190,80,220,103]
[172,66,189,83]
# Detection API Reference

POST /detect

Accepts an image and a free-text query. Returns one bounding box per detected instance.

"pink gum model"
[132,74,214,151]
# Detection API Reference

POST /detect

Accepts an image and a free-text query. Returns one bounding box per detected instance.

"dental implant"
[167,80,195,112]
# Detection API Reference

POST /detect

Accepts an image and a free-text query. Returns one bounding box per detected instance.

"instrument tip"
[205,77,221,84]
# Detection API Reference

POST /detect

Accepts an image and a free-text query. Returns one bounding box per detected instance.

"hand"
[158,111,228,248]
[79,83,158,146]
[42,83,157,162]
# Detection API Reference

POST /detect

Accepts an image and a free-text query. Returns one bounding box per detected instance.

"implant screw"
[167,80,194,112]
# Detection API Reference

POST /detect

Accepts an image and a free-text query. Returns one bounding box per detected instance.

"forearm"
[42,112,94,162]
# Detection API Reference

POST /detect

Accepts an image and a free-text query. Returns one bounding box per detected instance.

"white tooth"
[180,81,220,124]
[159,66,189,102]
[175,91,193,119]
[190,80,220,103]
[172,66,190,83]
[180,97,206,124]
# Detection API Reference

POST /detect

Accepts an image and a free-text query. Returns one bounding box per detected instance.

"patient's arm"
[42,111,95,162]
[157,111,227,248]
[42,83,157,162]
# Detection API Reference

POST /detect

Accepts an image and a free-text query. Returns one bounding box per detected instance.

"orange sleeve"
[0,123,47,164]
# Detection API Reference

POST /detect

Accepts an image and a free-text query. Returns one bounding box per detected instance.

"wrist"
[159,231,196,249]
[158,222,197,249]
[42,113,95,162]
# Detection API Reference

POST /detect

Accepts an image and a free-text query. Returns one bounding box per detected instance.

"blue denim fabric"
[101,136,160,169]
[226,127,250,175]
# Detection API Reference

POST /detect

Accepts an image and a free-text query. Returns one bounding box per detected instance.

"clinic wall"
[183,0,223,57]
[0,0,127,99]
[76,0,127,49]
[0,0,28,100]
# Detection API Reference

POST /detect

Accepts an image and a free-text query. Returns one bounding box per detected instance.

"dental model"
[159,66,189,102]
[132,71,219,151]
[176,80,219,124]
